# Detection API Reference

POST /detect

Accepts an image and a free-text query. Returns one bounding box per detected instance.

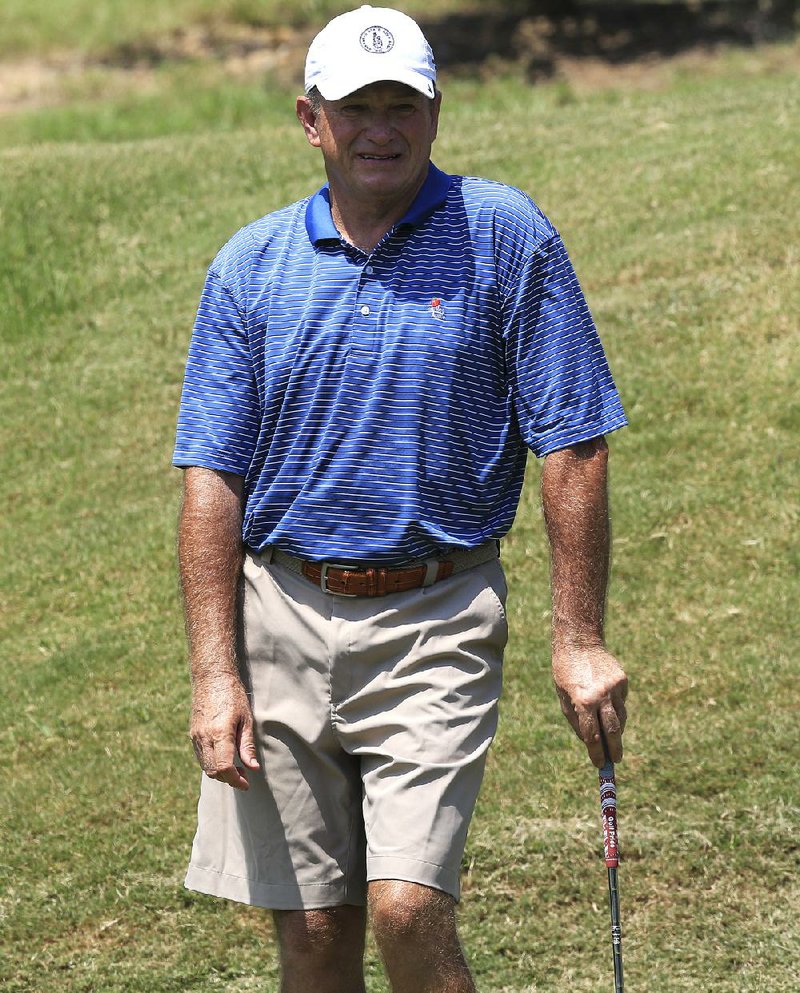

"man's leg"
[369,881,476,993]
[273,905,367,993]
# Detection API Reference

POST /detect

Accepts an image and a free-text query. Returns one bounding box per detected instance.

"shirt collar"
[305,162,453,245]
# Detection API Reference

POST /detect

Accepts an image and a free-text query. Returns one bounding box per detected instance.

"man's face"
[297,81,441,207]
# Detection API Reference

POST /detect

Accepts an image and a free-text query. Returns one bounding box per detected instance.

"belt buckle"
[320,562,359,596]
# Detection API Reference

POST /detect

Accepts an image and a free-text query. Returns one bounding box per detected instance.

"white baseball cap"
[305,5,437,101]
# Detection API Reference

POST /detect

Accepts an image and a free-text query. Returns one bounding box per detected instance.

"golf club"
[599,757,624,993]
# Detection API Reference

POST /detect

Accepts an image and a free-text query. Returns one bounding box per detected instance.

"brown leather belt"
[263,541,499,597]
[304,559,452,597]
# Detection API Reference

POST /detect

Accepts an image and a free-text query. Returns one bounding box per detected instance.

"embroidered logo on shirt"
[360,27,395,53]
[430,297,445,320]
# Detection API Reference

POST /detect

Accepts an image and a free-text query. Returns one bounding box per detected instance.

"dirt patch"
[0,23,314,114]
[0,57,79,113]
[0,1,797,114]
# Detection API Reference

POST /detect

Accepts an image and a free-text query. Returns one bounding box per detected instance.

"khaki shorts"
[185,549,508,910]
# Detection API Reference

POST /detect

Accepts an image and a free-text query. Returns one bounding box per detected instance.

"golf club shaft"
[607,863,623,992]
[599,760,624,993]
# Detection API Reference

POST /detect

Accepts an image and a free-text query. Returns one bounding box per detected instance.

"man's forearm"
[178,466,245,682]
[541,437,610,649]
[541,437,627,766]
[179,467,259,789]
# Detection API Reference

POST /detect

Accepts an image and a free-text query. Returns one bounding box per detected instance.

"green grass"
[0,0,474,59]
[2,0,776,60]
[0,64,297,149]
[2,35,799,993]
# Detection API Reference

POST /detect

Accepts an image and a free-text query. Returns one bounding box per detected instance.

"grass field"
[1,2,799,988]
[1,0,475,58]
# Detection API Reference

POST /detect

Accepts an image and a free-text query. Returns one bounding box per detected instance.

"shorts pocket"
[475,559,509,625]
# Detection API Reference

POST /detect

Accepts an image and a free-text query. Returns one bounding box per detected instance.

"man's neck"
[331,214,394,253]
[328,176,426,254]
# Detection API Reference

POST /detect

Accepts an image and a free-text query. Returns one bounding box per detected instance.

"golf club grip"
[599,760,624,991]
[598,760,619,868]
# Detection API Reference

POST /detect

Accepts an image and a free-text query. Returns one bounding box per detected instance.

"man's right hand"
[189,672,260,791]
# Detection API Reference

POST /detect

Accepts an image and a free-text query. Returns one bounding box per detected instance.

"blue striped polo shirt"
[174,163,626,563]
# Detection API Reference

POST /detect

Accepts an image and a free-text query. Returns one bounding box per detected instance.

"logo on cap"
[360,26,395,54]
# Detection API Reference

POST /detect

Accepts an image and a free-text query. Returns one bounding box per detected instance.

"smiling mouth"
[358,154,401,161]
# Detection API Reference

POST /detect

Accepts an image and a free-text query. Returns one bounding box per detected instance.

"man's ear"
[296,96,322,148]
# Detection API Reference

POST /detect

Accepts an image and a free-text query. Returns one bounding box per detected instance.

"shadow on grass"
[94,1,798,87]
[421,0,799,80]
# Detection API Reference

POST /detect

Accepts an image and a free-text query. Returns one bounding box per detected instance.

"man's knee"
[369,881,457,946]
[274,905,365,963]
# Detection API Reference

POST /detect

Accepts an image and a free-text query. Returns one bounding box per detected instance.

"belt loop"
[422,559,439,587]
[261,545,275,564]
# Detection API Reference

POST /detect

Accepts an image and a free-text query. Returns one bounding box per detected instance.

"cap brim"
[314,66,435,101]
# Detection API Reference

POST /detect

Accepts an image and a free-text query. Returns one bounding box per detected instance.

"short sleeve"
[172,269,261,474]
[502,233,627,457]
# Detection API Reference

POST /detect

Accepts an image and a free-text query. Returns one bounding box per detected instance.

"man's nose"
[364,114,394,143]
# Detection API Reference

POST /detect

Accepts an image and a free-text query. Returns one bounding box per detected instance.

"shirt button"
[365,266,374,274]
[360,305,370,316]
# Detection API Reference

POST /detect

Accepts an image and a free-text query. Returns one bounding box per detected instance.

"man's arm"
[541,436,628,767]
[178,466,259,791]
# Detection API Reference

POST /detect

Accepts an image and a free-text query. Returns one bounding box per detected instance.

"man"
[174,6,629,992]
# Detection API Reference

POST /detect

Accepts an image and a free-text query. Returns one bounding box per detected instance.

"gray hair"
[306,86,322,115]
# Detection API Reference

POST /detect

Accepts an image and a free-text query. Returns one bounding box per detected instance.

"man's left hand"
[552,645,628,768]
